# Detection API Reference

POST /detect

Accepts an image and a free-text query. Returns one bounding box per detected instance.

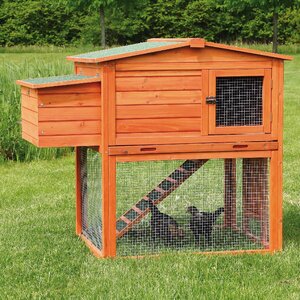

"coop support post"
[101,154,117,257]
[269,60,283,252]
[276,61,284,251]
[75,147,82,235]
[224,159,237,228]
[101,62,116,257]
[108,156,117,255]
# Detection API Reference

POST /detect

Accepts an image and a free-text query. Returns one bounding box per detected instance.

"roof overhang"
[66,38,292,64]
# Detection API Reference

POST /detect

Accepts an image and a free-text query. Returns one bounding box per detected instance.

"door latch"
[206,96,216,104]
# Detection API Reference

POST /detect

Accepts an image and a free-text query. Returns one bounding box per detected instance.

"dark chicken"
[148,200,184,245]
[187,206,224,245]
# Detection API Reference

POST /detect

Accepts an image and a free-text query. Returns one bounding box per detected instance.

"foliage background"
[0,0,299,47]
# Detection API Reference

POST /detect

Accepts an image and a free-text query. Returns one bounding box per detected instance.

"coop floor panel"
[116,158,270,256]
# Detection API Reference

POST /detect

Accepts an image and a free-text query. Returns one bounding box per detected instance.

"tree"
[0,0,85,46]
[223,0,299,53]
[65,0,141,48]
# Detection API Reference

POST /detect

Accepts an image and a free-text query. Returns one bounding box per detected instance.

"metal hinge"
[206,96,216,104]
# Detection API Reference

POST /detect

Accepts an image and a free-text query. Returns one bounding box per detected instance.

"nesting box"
[17,38,292,258]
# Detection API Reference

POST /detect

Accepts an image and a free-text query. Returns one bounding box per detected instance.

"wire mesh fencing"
[216,76,263,127]
[80,147,102,251]
[116,158,270,256]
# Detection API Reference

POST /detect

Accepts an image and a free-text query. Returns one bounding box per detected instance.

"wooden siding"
[115,69,202,144]
[116,76,202,91]
[20,82,101,147]
[116,90,201,105]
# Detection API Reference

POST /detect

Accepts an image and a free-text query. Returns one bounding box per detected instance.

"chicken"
[187,206,224,246]
[148,200,184,246]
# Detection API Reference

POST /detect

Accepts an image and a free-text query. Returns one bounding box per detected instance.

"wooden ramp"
[116,159,208,238]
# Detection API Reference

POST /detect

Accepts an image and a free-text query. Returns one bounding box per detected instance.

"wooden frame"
[101,62,117,257]
[76,147,281,258]
[83,149,280,258]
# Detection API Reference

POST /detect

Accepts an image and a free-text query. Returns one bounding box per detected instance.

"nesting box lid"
[16,74,101,89]
[67,38,292,63]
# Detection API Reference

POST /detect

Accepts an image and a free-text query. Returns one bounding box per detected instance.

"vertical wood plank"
[101,63,109,257]
[75,147,82,235]
[108,155,117,256]
[101,153,110,257]
[201,69,209,136]
[101,63,116,257]
[276,60,284,250]
[224,159,237,228]
[208,70,216,134]
[263,69,272,133]
[271,60,279,138]
[108,64,116,145]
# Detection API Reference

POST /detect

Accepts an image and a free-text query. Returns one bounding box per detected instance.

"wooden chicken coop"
[17,38,292,258]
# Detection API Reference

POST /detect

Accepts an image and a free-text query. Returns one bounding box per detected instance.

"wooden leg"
[224,159,237,228]
[270,151,282,251]
[109,155,117,256]
[75,147,85,236]
[101,154,117,257]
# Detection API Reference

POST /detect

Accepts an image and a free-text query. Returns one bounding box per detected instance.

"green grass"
[0,49,300,299]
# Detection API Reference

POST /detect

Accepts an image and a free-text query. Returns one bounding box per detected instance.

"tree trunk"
[272,11,278,53]
[100,6,105,48]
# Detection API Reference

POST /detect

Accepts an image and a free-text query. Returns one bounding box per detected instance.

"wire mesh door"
[207,69,271,135]
[79,147,103,251]
[116,158,270,257]
[216,76,263,127]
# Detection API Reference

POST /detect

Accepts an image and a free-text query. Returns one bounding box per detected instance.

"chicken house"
[17,38,292,257]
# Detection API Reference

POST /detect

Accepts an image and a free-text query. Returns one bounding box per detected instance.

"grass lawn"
[0,51,300,299]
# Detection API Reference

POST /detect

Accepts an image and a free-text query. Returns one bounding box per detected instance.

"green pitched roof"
[68,41,185,62]
[17,74,100,88]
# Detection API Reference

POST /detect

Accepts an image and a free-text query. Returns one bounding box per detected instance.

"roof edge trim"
[205,41,293,61]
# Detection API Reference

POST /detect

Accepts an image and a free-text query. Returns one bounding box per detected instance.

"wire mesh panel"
[79,147,102,250]
[116,158,269,256]
[216,76,263,127]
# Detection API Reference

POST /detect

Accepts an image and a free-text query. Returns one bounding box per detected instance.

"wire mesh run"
[80,147,102,251]
[116,158,269,256]
[216,76,263,127]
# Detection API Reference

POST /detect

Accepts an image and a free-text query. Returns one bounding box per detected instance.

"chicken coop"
[17,38,292,258]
